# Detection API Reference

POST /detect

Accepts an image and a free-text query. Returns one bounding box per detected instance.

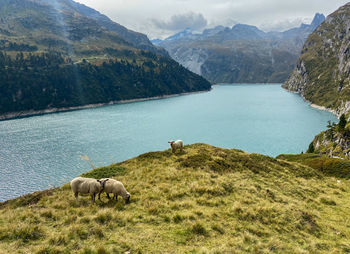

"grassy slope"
[1,144,350,253]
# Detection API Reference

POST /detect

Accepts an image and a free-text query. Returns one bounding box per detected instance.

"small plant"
[49,235,67,246]
[13,225,44,242]
[211,224,225,234]
[97,247,108,254]
[191,223,208,236]
[94,212,113,224]
[173,214,184,223]
[320,197,337,206]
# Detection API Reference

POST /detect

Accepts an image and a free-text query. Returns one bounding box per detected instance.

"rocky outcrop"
[283,3,350,116]
[311,123,350,159]
[171,47,208,75]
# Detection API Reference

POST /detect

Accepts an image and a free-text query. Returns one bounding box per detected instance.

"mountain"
[156,14,325,84]
[1,143,350,253]
[0,0,210,118]
[65,0,168,56]
[283,4,350,117]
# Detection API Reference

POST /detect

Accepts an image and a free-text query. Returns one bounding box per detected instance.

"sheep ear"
[97,180,101,183]
[105,179,109,182]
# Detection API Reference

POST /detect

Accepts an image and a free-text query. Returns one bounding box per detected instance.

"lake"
[0,84,338,201]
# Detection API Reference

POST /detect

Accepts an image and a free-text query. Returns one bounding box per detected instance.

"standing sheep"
[168,140,183,153]
[70,177,109,203]
[98,178,131,203]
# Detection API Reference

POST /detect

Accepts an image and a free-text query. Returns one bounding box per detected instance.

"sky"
[75,0,349,39]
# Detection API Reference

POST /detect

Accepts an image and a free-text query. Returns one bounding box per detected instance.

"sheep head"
[97,178,109,190]
[125,192,131,204]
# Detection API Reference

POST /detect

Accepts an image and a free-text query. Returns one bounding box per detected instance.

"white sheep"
[70,177,109,203]
[168,140,183,153]
[98,178,131,203]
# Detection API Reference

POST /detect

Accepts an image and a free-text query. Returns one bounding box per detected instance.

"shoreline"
[309,103,339,117]
[0,89,211,121]
[281,86,340,118]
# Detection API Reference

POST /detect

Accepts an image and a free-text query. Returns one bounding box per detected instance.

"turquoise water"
[0,84,337,201]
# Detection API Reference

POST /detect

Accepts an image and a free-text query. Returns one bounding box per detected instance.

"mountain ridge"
[283,4,350,117]
[155,14,325,84]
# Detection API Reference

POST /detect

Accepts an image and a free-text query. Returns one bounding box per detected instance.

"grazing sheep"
[168,140,183,153]
[98,178,131,203]
[70,177,109,203]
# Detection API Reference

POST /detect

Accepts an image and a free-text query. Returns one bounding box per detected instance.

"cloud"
[76,0,350,39]
[259,18,311,32]
[151,12,208,32]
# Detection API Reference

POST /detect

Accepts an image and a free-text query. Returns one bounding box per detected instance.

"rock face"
[156,14,325,83]
[283,3,350,116]
[310,122,350,159]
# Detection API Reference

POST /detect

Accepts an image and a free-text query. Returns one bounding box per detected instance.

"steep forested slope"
[0,0,210,117]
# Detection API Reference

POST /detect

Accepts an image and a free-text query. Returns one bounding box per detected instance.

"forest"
[0,51,211,114]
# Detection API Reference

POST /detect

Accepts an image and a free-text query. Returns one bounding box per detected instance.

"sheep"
[168,140,183,153]
[98,178,130,203]
[70,177,109,203]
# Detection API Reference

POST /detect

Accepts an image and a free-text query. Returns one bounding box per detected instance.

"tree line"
[0,51,211,114]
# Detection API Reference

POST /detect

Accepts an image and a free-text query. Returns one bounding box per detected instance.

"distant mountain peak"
[164,28,193,41]
[232,23,260,30]
[311,13,326,28]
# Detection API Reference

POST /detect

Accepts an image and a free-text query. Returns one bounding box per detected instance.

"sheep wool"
[168,140,183,153]
[70,177,108,203]
[98,178,131,203]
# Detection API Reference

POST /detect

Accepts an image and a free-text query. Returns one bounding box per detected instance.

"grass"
[277,153,350,178]
[1,143,350,253]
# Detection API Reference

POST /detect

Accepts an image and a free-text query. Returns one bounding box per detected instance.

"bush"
[339,114,347,130]
[307,142,315,153]
[191,223,208,236]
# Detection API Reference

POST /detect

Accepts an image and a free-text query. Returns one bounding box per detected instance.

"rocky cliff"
[308,116,350,159]
[283,3,350,116]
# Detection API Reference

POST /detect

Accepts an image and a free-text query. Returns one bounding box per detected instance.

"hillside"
[156,14,325,84]
[1,144,350,253]
[0,0,210,117]
[0,0,166,57]
[283,3,350,116]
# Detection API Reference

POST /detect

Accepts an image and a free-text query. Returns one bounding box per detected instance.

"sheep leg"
[98,191,101,200]
[106,193,111,199]
[91,193,96,203]
[74,192,79,200]
[114,194,118,200]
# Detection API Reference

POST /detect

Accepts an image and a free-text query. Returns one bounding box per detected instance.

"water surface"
[0,84,337,201]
